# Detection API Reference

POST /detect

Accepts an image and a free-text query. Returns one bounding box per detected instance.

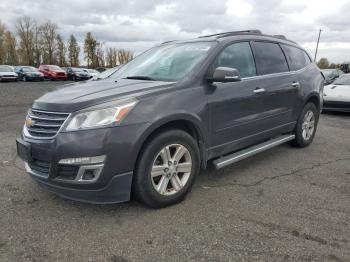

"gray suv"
[16,30,324,208]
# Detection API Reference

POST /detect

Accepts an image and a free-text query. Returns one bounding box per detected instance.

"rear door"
[251,41,298,128]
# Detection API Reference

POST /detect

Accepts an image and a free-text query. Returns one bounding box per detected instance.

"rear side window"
[253,42,289,75]
[282,45,311,71]
[214,42,256,78]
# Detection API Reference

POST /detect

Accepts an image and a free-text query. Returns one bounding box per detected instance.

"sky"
[1,0,350,63]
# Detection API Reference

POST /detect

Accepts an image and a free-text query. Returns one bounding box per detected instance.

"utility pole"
[314,29,322,62]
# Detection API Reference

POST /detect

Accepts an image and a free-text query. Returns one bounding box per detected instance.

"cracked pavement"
[0,82,349,262]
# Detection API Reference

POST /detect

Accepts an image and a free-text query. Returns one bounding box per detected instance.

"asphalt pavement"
[0,81,349,262]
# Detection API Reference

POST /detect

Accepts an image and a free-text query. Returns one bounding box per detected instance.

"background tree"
[105,47,118,67]
[317,58,330,69]
[16,16,35,65]
[0,21,6,64]
[55,34,66,66]
[3,31,18,65]
[40,21,58,64]
[84,32,98,68]
[117,49,133,64]
[67,34,80,67]
[33,24,42,66]
[96,42,105,67]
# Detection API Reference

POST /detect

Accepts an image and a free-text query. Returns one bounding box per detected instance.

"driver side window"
[215,42,256,78]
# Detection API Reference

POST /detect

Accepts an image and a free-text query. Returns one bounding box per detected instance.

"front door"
[208,42,269,155]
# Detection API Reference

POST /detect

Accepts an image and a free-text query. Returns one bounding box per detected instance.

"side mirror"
[207,67,241,83]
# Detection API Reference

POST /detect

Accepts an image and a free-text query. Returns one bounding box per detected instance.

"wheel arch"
[133,114,208,172]
[305,92,321,112]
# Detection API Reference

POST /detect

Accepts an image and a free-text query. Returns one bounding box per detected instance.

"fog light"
[82,170,95,180]
[59,155,106,165]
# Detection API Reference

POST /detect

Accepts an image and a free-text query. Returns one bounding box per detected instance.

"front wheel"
[291,102,319,148]
[133,129,200,208]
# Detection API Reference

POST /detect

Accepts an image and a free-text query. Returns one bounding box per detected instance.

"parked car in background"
[38,65,67,81]
[15,66,44,81]
[323,74,350,112]
[16,30,323,208]
[340,63,350,74]
[65,67,90,81]
[91,66,120,80]
[95,67,107,73]
[0,65,18,82]
[321,69,344,85]
[83,68,99,79]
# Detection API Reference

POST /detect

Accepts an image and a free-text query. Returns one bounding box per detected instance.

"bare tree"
[55,34,66,66]
[67,34,80,67]
[96,42,105,67]
[0,20,6,64]
[117,49,133,65]
[105,47,118,67]
[40,21,58,64]
[16,16,35,65]
[33,24,42,66]
[3,31,18,65]
[84,32,98,68]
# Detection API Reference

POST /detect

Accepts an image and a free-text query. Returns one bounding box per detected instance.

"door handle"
[253,87,265,94]
[292,81,300,88]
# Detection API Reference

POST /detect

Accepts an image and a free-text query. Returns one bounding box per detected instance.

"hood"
[52,69,66,73]
[324,84,350,102]
[33,78,175,112]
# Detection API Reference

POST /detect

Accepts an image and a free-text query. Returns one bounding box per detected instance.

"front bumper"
[25,75,44,81]
[17,123,150,203]
[323,101,350,113]
[0,76,17,81]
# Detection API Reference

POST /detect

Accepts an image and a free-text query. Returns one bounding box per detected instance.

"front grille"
[28,159,50,177]
[57,72,65,76]
[25,109,69,139]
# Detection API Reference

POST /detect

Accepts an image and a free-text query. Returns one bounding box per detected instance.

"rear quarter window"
[282,45,311,71]
[252,41,289,75]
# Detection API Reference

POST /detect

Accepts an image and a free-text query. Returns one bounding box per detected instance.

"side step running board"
[213,134,295,169]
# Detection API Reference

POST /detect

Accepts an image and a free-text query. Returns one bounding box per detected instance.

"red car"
[38,65,67,81]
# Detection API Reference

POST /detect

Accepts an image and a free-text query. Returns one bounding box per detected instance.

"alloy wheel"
[302,110,315,141]
[151,144,192,196]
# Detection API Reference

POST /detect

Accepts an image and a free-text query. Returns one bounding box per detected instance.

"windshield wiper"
[124,76,155,81]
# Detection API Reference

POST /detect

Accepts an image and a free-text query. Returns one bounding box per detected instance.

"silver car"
[0,65,18,82]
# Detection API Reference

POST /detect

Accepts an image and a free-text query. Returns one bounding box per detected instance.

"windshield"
[72,68,84,72]
[88,69,98,73]
[110,42,215,82]
[48,65,62,70]
[0,66,13,72]
[22,67,37,72]
[93,67,120,80]
[333,75,350,85]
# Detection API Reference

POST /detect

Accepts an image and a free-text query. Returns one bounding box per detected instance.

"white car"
[83,68,99,79]
[0,65,18,82]
[323,74,350,112]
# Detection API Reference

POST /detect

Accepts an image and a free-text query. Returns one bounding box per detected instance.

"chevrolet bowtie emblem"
[25,117,35,128]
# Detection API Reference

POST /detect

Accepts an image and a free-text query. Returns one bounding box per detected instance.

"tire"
[133,129,200,208]
[291,102,319,148]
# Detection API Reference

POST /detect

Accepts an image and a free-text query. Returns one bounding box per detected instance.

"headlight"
[64,98,138,131]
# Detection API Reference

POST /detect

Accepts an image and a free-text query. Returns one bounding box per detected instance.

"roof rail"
[198,30,262,38]
[273,35,287,40]
[273,35,297,44]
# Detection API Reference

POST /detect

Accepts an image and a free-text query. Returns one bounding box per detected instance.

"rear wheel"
[291,102,319,147]
[133,129,200,208]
